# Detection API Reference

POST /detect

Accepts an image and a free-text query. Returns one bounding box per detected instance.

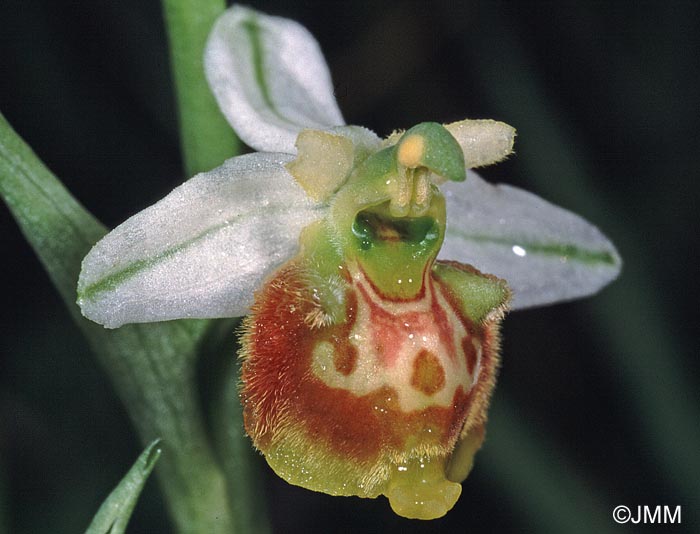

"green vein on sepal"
[241,13,308,129]
[78,203,326,303]
[243,16,273,113]
[446,229,619,266]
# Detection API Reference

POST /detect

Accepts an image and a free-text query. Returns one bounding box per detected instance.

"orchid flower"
[76,5,620,521]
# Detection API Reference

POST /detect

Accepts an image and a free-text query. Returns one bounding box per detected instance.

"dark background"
[1,1,698,533]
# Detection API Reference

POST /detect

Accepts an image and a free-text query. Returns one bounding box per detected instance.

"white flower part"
[205,5,345,154]
[439,171,621,310]
[444,119,516,168]
[77,153,327,328]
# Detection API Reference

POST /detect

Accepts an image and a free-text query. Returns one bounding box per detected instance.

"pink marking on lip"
[355,273,462,370]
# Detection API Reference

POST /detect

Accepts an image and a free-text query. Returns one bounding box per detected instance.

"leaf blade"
[85,439,162,534]
[0,112,107,306]
[1,112,238,533]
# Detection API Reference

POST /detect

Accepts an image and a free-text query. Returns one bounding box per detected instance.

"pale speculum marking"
[312,264,482,412]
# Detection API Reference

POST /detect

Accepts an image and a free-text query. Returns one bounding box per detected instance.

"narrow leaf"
[78,152,326,328]
[85,439,162,534]
[1,112,236,532]
[0,112,106,304]
[439,171,621,309]
[205,5,344,153]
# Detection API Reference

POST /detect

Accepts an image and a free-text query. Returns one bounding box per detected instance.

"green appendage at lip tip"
[446,230,619,266]
[386,455,462,520]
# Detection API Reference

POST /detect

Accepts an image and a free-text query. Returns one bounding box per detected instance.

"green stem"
[161,0,240,176]
[161,1,271,531]
[198,319,272,534]
[0,112,233,533]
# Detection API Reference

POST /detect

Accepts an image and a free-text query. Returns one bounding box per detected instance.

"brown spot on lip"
[410,350,446,396]
[462,336,477,376]
[333,337,357,376]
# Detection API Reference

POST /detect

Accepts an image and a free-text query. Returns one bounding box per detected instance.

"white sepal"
[439,171,621,310]
[78,153,326,328]
[204,5,344,154]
